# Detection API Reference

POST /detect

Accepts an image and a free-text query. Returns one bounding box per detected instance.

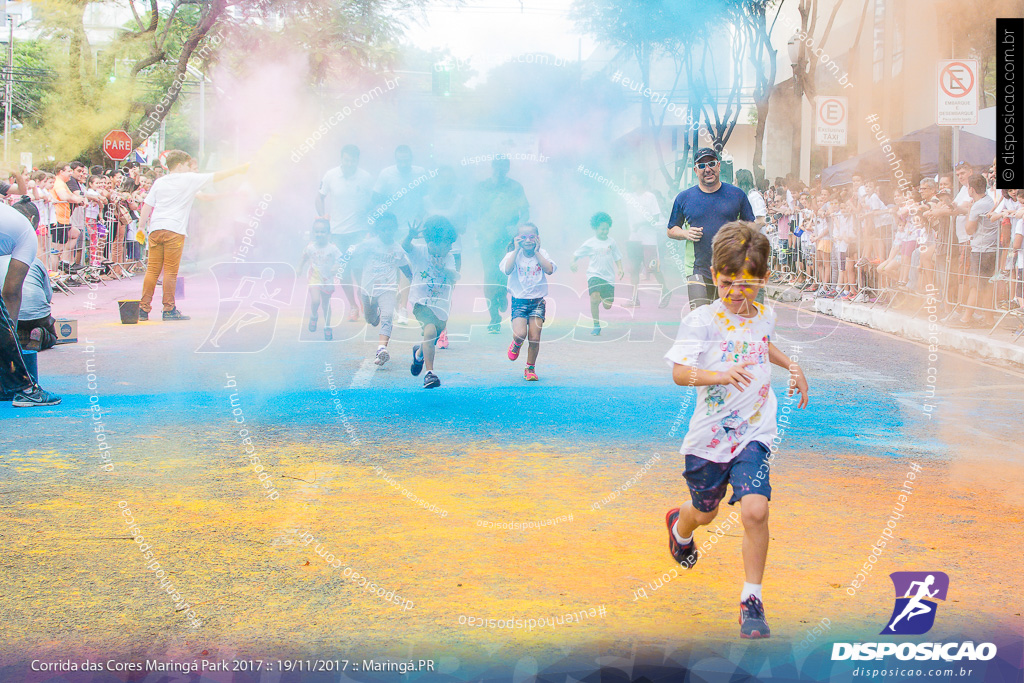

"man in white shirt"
[138,150,249,321]
[372,145,428,232]
[316,144,374,320]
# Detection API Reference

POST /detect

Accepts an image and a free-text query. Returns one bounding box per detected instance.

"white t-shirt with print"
[573,237,622,283]
[664,300,778,464]
[406,244,458,321]
[500,248,556,299]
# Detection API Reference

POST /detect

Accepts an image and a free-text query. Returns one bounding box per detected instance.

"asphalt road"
[1,271,1021,681]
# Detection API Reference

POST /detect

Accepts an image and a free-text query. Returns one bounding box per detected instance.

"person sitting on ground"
[0,254,55,351]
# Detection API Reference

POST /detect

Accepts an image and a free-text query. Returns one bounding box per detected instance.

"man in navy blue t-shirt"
[667,147,755,309]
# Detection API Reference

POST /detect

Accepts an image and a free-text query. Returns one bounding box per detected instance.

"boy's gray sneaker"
[13,385,62,407]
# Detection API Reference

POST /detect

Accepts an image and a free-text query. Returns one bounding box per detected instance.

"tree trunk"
[67,1,88,103]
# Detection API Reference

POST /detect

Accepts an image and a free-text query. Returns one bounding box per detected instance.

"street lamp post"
[788,34,803,180]
[185,65,205,164]
[788,34,803,97]
[2,8,13,165]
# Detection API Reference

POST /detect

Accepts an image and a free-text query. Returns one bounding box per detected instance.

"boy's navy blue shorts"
[683,441,772,513]
[413,303,447,335]
[587,277,614,302]
[510,296,546,321]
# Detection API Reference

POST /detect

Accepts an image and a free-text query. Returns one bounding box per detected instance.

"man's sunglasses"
[696,160,720,170]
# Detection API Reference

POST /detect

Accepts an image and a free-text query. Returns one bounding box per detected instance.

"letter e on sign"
[814,96,848,147]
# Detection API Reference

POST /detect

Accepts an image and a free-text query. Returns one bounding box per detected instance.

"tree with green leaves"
[572,0,761,190]
[17,0,439,163]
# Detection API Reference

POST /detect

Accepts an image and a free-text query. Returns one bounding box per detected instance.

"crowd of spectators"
[742,161,1022,333]
[0,160,166,350]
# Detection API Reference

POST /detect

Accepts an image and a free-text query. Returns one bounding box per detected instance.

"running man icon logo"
[197,262,295,353]
[881,571,949,635]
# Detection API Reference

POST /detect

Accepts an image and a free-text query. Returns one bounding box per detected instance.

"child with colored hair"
[404,215,459,389]
[299,219,343,340]
[501,223,555,380]
[571,212,624,335]
[352,212,406,366]
[663,221,808,640]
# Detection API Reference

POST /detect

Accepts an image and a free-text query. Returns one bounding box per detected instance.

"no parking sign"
[815,96,848,146]
[937,59,978,125]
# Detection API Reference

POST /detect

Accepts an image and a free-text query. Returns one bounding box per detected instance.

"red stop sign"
[102,129,133,161]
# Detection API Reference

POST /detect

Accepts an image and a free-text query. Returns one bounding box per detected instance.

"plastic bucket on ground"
[118,300,141,325]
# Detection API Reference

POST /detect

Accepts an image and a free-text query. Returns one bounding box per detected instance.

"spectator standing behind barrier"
[667,147,755,310]
[950,174,999,328]
[736,170,766,231]
[50,164,85,272]
[944,162,975,311]
[0,202,60,407]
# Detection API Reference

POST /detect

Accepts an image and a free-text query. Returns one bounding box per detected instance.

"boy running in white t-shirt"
[501,223,555,381]
[404,216,458,389]
[351,212,407,365]
[664,221,809,639]
[299,219,343,340]
[571,212,623,335]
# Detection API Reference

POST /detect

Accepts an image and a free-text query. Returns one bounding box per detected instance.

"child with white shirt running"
[404,216,459,389]
[501,223,555,381]
[299,219,343,340]
[570,212,624,335]
[351,212,406,365]
[663,221,808,640]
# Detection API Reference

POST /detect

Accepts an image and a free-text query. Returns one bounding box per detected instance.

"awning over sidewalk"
[821,124,996,187]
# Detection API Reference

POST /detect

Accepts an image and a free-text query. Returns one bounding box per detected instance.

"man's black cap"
[693,147,720,162]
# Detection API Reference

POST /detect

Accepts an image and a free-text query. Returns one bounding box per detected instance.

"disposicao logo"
[882,571,948,635]
[832,571,997,662]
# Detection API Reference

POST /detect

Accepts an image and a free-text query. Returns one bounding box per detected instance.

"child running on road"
[663,221,808,640]
[299,219,342,340]
[404,216,459,389]
[571,212,624,335]
[501,223,556,380]
[351,212,406,366]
